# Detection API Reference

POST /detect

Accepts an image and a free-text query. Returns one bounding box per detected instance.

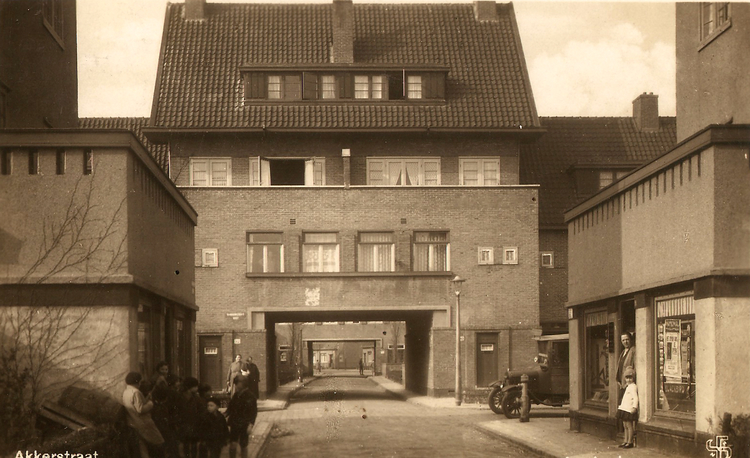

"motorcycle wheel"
[501,390,522,419]
[488,387,504,415]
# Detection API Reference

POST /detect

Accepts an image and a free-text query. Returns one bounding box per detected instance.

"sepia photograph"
[0,0,747,457]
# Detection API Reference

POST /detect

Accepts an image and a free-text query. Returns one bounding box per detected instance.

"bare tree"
[390,322,403,364]
[0,174,128,453]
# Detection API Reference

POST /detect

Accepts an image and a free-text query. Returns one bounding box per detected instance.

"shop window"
[656,293,696,413]
[585,310,610,403]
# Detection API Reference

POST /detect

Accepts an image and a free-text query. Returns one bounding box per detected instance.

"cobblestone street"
[258,374,541,457]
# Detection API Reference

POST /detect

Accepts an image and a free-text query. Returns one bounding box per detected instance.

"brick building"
[520,94,677,335]
[0,1,198,402]
[565,3,750,456]
[144,0,545,399]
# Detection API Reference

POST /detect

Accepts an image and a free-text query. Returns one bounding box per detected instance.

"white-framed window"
[321,75,336,99]
[84,149,94,175]
[503,247,518,265]
[478,247,494,265]
[366,157,440,186]
[250,157,324,186]
[190,158,231,186]
[268,75,282,99]
[407,75,422,99]
[460,157,500,186]
[357,232,395,272]
[701,3,731,42]
[413,231,449,272]
[354,75,384,99]
[302,232,339,272]
[598,170,628,190]
[202,248,219,267]
[247,232,284,273]
[541,252,554,268]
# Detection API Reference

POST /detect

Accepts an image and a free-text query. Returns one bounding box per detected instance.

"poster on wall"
[663,319,682,381]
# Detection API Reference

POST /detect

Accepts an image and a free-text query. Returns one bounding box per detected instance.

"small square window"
[478,247,494,265]
[202,248,219,267]
[541,252,554,268]
[503,247,518,265]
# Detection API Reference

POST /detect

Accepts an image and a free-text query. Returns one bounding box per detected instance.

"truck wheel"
[488,387,504,414]
[502,390,522,419]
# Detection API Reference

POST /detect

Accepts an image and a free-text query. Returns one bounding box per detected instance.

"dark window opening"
[56,149,66,175]
[387,72,404,100]
[1,149,11,175]
[29,150,39,175]
[269,159,305,185]
[84,149,93,175]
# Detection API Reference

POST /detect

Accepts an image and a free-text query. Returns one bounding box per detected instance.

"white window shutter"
[260,158,271,186]
[305,159,314,186]
[250,157,260,186]
[367,159,385,185]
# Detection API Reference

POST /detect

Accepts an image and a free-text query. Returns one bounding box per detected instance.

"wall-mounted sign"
[226,312,246,321]
[233,338,241,344]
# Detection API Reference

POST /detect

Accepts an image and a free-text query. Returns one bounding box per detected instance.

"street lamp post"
[451,275,466,406]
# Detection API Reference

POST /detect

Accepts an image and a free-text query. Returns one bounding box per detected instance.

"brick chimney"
[331,0,354,64]
[474,1,498,22]
[632,92,659,132]
[184,0,205,21]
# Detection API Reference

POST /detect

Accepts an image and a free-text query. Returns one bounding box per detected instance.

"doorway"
[199,335,223,390]
[476,333,499,386]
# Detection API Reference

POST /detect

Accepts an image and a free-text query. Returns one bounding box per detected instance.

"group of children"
[124,361,257,458]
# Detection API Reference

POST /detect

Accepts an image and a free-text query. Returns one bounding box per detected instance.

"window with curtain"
[407,75,422,99]
[413,231,449,271]
[358,232,395,272]
[321,75,336,99]
[302,233,339,272]
[247,232,284,273]
[366,157,440,186]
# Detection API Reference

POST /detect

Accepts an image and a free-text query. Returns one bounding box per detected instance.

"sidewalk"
[243,376,316,458]
[370,376,674,458]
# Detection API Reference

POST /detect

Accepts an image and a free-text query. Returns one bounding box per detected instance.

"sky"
[76,0,676,118]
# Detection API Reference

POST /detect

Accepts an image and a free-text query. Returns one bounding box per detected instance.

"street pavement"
[240,370,675,458]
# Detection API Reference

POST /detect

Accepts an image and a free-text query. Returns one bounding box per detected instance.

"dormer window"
[407,75,422,99]
[599,170,629,190]
[321,75,336,99]
[242,67,446,102]
[354,75,384,99]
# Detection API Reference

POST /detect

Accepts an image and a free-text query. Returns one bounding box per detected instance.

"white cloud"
[529,24,676,117]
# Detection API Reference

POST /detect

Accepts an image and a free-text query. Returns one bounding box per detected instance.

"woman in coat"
[226,354,243,395]
[122,372,164,458]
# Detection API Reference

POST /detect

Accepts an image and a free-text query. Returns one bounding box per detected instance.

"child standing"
[616,367,638,449]
[200,398,229,458]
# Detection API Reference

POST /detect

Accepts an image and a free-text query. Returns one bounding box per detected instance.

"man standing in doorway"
[616,332,636,399]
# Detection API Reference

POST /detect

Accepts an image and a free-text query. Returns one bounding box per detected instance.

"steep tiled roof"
[78,117,169,172]
[521,117,677,227]
[151,2,539,130]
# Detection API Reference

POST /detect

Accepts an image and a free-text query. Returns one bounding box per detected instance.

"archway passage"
[255,308,439,397]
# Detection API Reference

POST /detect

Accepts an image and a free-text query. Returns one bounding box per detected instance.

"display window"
[655,293,696,414]
[585,310,610,403]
